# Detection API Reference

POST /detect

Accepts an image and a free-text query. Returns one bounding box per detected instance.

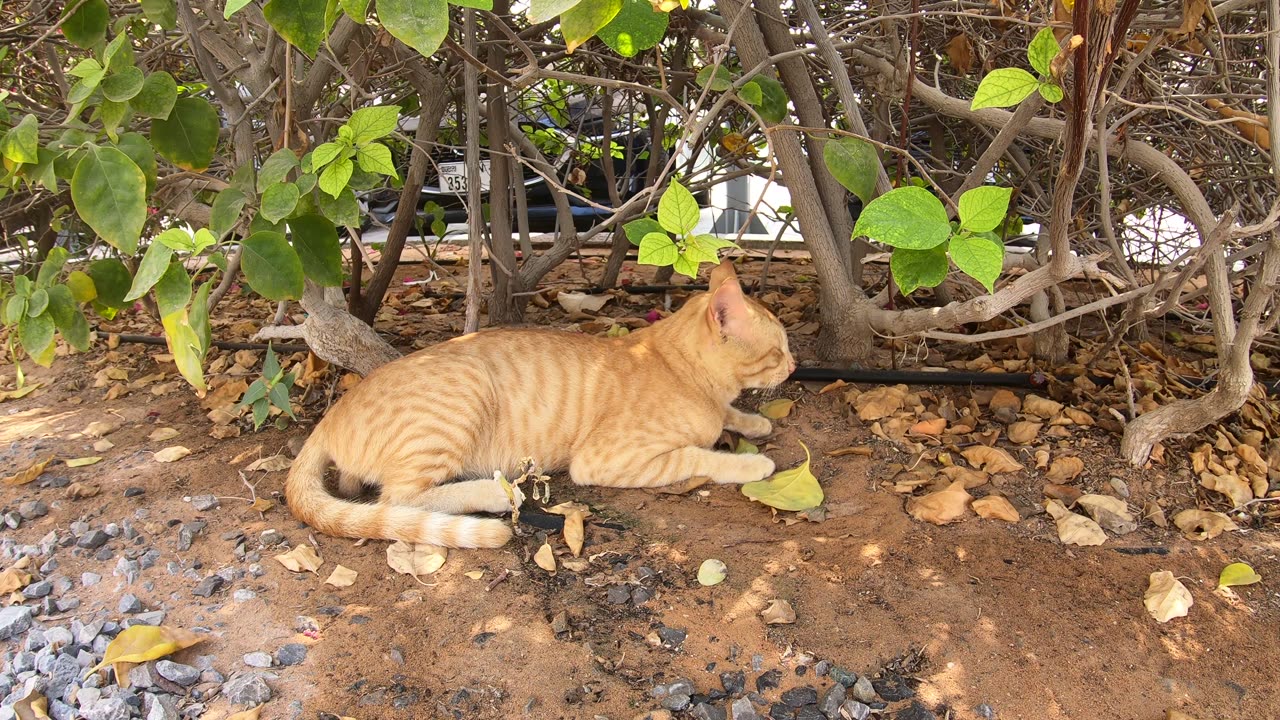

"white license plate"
[438,160,491,193]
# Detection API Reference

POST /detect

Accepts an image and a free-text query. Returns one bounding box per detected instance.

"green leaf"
[672,252,700,278]
[624,217,664,246]
[46,285,91,351]
[741,442,823,511]
[450,0,493,7]
[241,231,305,300]
[225,0,255,18]
[529,0,583,22]
[637,232,678,266]
[67,58,105,79]
[191,229,216,255]
[67,271,98,304]
[317,187,359,227]
[697,558,727,586]
[151,96,220,171]
[154,261,192,317]
[190,281,213,355]
[1217,562,1262,589]
[288,214,343,286]
[318,156,353,197]
[1,114,39,165]
[99,99,128,140]
[823,136,880,205]
[36,247,69,288]
[3,296,26,326]
[684,234,736,265]
[61,0,109,49]
[750,75,789,124]
[18,313,56,367]
[339,0,371,21]
[70,146,147,255]
[695,65,733,92]
[125,240,175,302]
[269,381,295,418]
[263,344,281,378]
[735,438,758,454]
[133,72,178,119]
[261,183,301,223]
[355,142,398,177]
[88,259,131,309]
[949,233,1004,293]
[258,148,300,192]
[252,398,269,428]
[890,245,949,296]
[597,0,668,57]
[140,0,178,29]
[263,0,329,57]
[161,310,207,390]
[739,81,762,106]
[155,227,195,253]
[1028,27,1059,78]
[27,289,49,318]
[210,188,248,239]
[657,178,699,235]
[852,186,951,250]
[957,185,1012,233]
[1038,82,1064,103]
[348,106,401,143]
[115,132,158,196]
[970,68,1040,111]
[309,142,344,170]
[561,0,622,53]
[378,0,450,58]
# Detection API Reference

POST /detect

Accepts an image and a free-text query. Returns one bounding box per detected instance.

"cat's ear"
[707,275,751,338]
[708,258,738,294]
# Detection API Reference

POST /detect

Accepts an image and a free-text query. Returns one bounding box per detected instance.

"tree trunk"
[485,2,522,325]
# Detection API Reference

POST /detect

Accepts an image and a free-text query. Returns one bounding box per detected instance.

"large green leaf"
[339,0,371,21]
[378,0,450,58]
[133,72,178,119]
[225,0,255,18]
[140,0,178,29]
[61,0,109,49]
[36,247,68,288]
[348,106,400,144]
[101,67,145,102]
[672,251,699,279]
[318,156,353,197]
[450,0,493,8]
[263,0,329,57]
[561,0,622,53]
[88,259,131,309]
[257,148,301,192]
[742,442,823,511]
[823,136,880,205]
[624,217,664,246]
[210,188,248,238]
[949,233,1004,293]
[288,214,343,286]
[890,245,949,296]
[27,289,49,318]
[1038,82,1064,103]
[18,313,56,367]
[154,261,192,317]
[46,285,91,351]
[190,281,213,356]
[695,65,733,92]
[355,143,397,177]
[70,146,147,255]
[597,0,667,57]
[638,232,677,266]
[529,0,583,22]
[116,132,158,196]
[161,310,207,390]
[1028,27,1059,78]
[241,231,305,301]
[317,187,359,227]
[261,182,301,223]
[1,114,39,165]
[67,271,98,304]
[151,96,219,171]
[957,185,1012,233]
[657,178,699,236]
[971,68,1039,111]
[750,75,789,124]
[852,186,951,250]
[125,241,175,302]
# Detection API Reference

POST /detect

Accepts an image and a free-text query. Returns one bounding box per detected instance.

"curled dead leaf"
[0,567,33,594]
[2,456,54,486]
[245,454,293,472]
[907,481,972,525]
[972,495,1020,522]
[148,427,180,442]
[65,482,101,499]
[1144,570,1193,623]
[1172,509,1239,540]
[852,385,907,421]
[909,417,946,436]
[563,511,585,557]
[938,466,989,489]
[556,291,611,314]
[154,446,191,463]
[534,542,557,574]
[945,33,975,74]
[1044,499,1107,546]
[249,497,274,513]
[386,542,446,581]
[760,598,796,624]
[65,456,102,468]
[1199,472,1252,509]
[83,421,120,437]
[1007,421,1042,445]
[1022,395,1063,419]
[275,544,324,574]
[961,445,1023,474]
[759,398,794,419]
[988,389,1021,412]
[225,707,263,720]
[1076,494,1138,534]
[324,565,357,588]
[12,686,50,720]
[1045,455,1085,482]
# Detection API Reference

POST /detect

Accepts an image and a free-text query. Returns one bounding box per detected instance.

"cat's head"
[696,259,795,389]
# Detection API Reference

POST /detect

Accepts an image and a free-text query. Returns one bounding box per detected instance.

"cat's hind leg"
[571,446,775,489]
[383,478,512,515]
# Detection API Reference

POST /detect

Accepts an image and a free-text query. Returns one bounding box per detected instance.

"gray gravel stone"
[130,611,166,627]
[223,673,273,706]
[4,512,20,529]
[691,703,728,720]
[0,606,34,640]
[76,530,109,550]
[82,697,131,720]
[232,589,257,603]
[828,667,858,688]
[730,696,764,720]
[656,626,687,648]
[274,643,307,667]
[128,664,157,690]
[118,594,143,614]
[838,701,870,720]
[820,683,845,718]
[144,693,179,720]
[47,654,80,698]
[259,530,285,547]
[156,661,200,687]
[45,627,72,648]
[850,676,875,704]
[17,501,48,520]
[81,572,102,587]
[22,580,52,598]
[243,652,273,668]
[191,576,224,598]
[605,585,630,604]
[190,495,220,511]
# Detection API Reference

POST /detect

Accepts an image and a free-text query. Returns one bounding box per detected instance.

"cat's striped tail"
[284,437,513,549]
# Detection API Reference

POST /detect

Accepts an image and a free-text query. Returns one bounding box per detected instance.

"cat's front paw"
[736,413,774,438]
[718,454,776,484]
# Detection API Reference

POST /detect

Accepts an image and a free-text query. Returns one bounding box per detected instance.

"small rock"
[872,673,914,702]
[274,643,307,667]
[814,661,830,678]
[606,585,631,604]
[894,701,937,720]
[83,697,131,720]
[0,605,34,640]
[691,703,728,720]
[1109,477,1130,498]
[820,683,845,717]
[828,667,858,688]
[781,687,818,707]
[77,530,109,549]
[223,673,273,706]
[192,575,224,597]
[721,670,746,696]
[131,611,166,626]
[795,706,824,720]
[48,654,81,698]
[838,700,871,720]
[156,660,201,686]
[129,664,158,689]
[731,697,765,720]
[232,589,257,603]
[103,523,120,537]
[3,512,20,529]
[973,703,996,719]
[243,652,274,668]
[661,694,692,711]
[124,487,145,497]
[657,626,687,648]
[190,495,220,511]
[18,500,48,520]
[850,676,875,703]
[259,529,285,547]
[756,669,782,692]
[119,594,143,614]
[632,586,654,604]
[768,703,793,720]
[22,579,53,598]
[550,611,571,635]
[144,693,179,720]
[81,572,102,587]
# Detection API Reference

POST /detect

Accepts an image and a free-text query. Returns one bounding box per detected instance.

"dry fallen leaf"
[0,567,32,594]
[249,497,274,513]
[1044,499,1107,546]
[907,481,972,525]
[1172,509,1239,540]
[961,445,1023,473]
[65,456,103,468]
[2,456,54,486]
[83,421,120,437]
[65,482,101,499]
[1199,472,1252,509]
[324,565,358,588]
[149,427,181,442]
[937,466,989,489]
[245,454,293,472]
[275,544,324,574]
[93,439,115,452]
[759,398,794,420]
[154,446,191,463]
[563,511,585,557]
[1022,395,1064,419]
[533,542,557,574]
[1144,570,1193,623]
[761,598,796,624]
[698,559,728,587]
[556,291,611,314]
[652,475,711,494]
[1045,456,1085,482]
[1076,494,1138,535]
[909,417,947,436]
[386,542,446,581]
[972,495,1020,522]
[1217,562,1262,590]
[852,385,907,421]
[201,378,248,410]
[225,707,263,720]
[11,686,50,720]
[464,570,485,580]
[87,625,206,685]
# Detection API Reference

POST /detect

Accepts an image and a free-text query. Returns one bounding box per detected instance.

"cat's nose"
[788,360,796,374]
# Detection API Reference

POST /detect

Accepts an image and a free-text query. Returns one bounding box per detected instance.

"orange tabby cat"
[286,259,795,548]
